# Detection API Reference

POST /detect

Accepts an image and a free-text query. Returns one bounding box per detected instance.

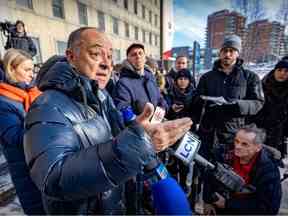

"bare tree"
[276,0,288,26]
[230,0,266,23]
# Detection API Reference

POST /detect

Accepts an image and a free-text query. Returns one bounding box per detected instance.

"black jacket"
[252,70,288,156]
[194,59,264,156]
[5,31,37,57]
[203,148,282,215]
[24,60,154,214]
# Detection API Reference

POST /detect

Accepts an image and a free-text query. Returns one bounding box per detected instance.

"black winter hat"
[274,57,288,70]
[175,69,191,81]
[126,43,145,56]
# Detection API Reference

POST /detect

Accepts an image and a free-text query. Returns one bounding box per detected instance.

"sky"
[172,0,284,48]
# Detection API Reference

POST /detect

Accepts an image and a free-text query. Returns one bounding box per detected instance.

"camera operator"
[203,124,282,215]
[4,20,37,57]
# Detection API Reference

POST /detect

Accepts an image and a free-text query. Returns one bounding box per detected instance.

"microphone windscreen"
[152,177,192,215]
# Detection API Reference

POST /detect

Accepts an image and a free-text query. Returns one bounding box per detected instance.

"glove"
[113,121,156,174]
[206,102,239,119]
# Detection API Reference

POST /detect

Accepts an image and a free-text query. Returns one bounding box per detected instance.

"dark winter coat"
[0,83,45,214]
[252,70,288,156]
[165,85,195,120]
[113,60,167,115]
[5,30,37,57]
[23,61,151,214]
[193,59,264,157]
[203,148,282,215]
[0,65,5,82]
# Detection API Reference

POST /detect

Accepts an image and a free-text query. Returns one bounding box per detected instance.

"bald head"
[65,27,113,89]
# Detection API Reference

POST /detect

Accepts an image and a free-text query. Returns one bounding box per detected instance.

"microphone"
[121,106,192,214]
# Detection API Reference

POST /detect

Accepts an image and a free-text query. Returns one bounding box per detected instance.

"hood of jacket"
[262,69,288,100]
[120,59,154,80]
[38,59,105,107]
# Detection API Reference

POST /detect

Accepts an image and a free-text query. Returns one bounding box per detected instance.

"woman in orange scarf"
[0,49,44,214]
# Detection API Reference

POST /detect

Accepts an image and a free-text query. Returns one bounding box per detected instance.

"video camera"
[0,21,16,36]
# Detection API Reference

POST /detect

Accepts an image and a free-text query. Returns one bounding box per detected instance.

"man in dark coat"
[193,35,264,161]
[113,43,168,115]
[23,27,192,215]
[203,124,282,215]
[5,20,37,57]
[252,56,288,157]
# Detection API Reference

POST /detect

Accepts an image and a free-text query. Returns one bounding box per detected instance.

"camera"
[0,21,16,36]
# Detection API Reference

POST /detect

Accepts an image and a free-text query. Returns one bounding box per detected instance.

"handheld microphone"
[121,106,192,214]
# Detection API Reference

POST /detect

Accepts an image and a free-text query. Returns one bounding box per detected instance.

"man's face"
[274,68,288,82]
[66,29,113,89]
[127,47,146,71]
[219,47,239,68]
[175,57,188,71]
[234,130,261,162]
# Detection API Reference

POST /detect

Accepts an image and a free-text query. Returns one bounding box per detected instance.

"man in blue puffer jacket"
[24,27,192,215]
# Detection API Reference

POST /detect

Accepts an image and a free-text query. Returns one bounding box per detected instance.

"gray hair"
[238,124,266,145]
[67,27,97,49]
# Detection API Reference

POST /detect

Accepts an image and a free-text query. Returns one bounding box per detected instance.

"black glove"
[113,121,156,174]
[206,102,239,119]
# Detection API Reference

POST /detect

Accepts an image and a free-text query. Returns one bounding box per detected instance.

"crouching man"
[204,124,282,215]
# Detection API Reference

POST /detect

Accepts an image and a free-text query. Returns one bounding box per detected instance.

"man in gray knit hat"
[192,33,264,162]
[191,33,265,215]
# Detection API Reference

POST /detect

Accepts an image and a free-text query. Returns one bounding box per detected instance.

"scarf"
[0,83,41,112]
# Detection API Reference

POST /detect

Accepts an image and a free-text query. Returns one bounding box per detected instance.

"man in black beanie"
[252,56,288,156]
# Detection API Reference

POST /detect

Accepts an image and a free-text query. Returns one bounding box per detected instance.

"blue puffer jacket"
[0,84,45,214]
[24,60,154,214]
[113,60,168,115]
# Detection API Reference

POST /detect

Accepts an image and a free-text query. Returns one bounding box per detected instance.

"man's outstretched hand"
[136,103,193,152]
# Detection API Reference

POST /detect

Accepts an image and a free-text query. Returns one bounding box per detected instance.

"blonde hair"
[3,48,32,82]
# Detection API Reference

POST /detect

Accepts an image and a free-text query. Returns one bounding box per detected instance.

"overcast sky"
[173,0,284,48]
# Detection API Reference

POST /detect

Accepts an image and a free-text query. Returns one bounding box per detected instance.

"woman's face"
[176,77,190,89]
[274,68,288,82]
[13,59,34,84]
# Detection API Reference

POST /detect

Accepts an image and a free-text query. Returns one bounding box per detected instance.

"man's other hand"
[136,103,192,152]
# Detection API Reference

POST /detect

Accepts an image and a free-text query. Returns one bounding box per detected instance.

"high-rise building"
[204,9,246,69]
[243,20,285,63]
[0,0,169,63]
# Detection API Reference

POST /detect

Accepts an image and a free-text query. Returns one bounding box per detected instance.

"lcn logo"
[175,132,200,164]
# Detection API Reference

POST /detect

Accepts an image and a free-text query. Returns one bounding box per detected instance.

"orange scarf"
[0,83,42,112]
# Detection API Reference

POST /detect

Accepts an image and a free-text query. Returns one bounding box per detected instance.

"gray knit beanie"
[221,35,242,53]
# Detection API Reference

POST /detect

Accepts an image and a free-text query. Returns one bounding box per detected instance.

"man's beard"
[222,58,235,67]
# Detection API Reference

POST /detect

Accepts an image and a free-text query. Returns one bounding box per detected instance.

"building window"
[142,5,145,19]
[155,34,158,46]
[97,11,105,32]
[149,10,152,23]
[56,40,67,55]
[112,0,118,4]
[52,0,64,19]
[154,14,158,26]
[134,0,138,14]
[149,32,152,45]
[31,37,42,63]
[112,16,119,35]
[142,29,146,43]
[125,22,130,38]
[154,0,157,6]
[16,0,33,9]
[77,1,88,25]
[135,26,139,40]
[113,49,121,63]
[124,0,128,10]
